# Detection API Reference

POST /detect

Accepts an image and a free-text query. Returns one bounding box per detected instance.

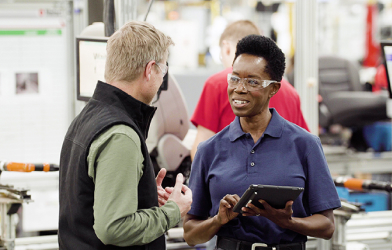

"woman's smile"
[232,98,250,108]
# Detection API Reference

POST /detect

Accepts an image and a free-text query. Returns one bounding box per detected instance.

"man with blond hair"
[191,20,309,160]
[59,21,192,250]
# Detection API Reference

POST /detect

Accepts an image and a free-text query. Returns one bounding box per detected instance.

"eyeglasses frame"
[227,73,277,91]
[155,61,168,76]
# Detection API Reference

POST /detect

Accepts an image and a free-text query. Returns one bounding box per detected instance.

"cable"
[104,0,116,37]
[144,0,155,21]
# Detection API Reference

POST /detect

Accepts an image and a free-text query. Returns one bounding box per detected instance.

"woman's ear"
[270,82,281,98]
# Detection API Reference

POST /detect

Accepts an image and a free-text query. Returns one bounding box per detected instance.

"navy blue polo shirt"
[188,108,341,245]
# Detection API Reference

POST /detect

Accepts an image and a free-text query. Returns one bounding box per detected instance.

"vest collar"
[91,81,157,139]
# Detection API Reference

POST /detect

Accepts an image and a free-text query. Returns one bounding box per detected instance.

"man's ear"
[221,40,231,57]
[145,61,155,81]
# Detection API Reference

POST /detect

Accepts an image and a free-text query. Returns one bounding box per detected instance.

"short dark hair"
[234,35,286,82]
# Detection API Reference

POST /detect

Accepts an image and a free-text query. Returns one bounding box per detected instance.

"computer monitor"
[76,37,108,101]
[381,40,392,99]
[75,36,169,102]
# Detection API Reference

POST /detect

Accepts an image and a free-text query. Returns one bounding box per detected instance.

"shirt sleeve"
[188,145,212,217]
[191,78,222,133]
[87,124,181,247]
[304,136,341,214]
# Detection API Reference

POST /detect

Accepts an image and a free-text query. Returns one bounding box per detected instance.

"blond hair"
[219,20,261,46]
[105,21,174,83]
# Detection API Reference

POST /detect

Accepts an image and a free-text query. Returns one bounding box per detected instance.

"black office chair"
[318,55,388,129]
[318,55,391,151]
[286,55,389,150]
[146,74,192,188]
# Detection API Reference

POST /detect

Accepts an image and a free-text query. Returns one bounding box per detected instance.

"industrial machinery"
[329,177,392,250]
[0,161,58,250]
[334,176,392,192]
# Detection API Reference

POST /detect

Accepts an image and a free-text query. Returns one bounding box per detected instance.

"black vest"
[59,81,165,250]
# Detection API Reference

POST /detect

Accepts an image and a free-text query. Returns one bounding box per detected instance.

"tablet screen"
[233,184,304,213]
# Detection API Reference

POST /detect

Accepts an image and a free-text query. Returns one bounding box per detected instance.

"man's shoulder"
[279,79,300,97]
[109,124,138,136]
[94,124,141,147]
[271,78,301,107]
[204,67,232,87]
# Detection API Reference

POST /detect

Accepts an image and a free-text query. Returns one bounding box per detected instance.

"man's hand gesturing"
[168,173,192,217]
[156,168,171,207]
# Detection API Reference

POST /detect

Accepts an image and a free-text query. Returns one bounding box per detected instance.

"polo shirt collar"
[229,108,284,142]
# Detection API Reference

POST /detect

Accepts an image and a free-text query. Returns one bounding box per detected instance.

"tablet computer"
[233,184,304,213]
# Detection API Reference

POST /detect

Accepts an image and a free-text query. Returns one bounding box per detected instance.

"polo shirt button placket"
[250,162,255,167]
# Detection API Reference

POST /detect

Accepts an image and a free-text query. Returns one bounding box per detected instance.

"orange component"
[6,162,36,172]
[43,163,50,172]
[343,178,364,191]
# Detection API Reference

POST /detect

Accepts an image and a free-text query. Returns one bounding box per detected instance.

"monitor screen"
[381,41,392,98]
[76,37,108,101]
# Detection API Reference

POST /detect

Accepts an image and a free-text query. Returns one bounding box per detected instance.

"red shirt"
[374,64,389,92]
[191,67,310,133]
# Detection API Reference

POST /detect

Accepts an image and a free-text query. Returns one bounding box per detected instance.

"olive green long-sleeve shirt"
[87,124,180,247]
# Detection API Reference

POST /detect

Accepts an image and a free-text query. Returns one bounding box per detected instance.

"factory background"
[0,0,391,249]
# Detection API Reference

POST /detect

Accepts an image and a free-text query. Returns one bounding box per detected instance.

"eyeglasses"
[155,62,168,76]
[227,73,277,91]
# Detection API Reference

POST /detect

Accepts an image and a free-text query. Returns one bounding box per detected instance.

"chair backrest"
[319,55,362,99]
[146,74,190,153]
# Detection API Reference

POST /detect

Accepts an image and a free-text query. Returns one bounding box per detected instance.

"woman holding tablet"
[183,35,341,250]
